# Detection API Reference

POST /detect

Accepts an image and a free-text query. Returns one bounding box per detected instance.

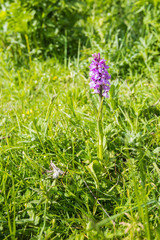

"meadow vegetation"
[0,0,160,239]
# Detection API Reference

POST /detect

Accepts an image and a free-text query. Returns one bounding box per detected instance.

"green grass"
[0,0,160,239]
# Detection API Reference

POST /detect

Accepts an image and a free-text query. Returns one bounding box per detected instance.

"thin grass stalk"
[64,30,67,68]
[25,34,32,67]
[3,173,14,239]
[11,175,16,239]
[38,199,47,240]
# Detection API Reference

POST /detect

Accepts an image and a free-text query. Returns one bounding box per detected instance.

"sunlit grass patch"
[0,0,160,239]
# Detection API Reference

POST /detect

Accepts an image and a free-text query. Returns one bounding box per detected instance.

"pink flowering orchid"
[89,53,111,98]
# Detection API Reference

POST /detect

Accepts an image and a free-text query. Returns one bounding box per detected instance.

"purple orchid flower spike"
[89,53,111,98]
[89,53,111,161]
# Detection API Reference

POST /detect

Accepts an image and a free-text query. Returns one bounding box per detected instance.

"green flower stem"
[97,87,104,161]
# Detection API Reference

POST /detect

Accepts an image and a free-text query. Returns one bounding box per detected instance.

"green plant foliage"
[0,0,160,239]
